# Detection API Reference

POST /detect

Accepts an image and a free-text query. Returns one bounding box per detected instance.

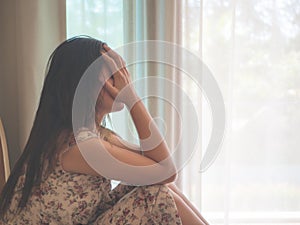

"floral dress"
[1,130,182,225]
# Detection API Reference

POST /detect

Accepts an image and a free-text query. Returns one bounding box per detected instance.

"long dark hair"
[0,36,104,217]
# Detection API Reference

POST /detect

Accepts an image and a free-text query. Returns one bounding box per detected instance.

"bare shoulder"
[59,136,144,177]
[60,140,100,176]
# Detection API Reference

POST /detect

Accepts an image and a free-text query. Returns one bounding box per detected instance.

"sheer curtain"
[67,0,300,224]
[201,0,300,224]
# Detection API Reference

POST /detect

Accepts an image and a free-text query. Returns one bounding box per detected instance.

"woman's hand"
[99,45,177,184]
[101,45,139,107]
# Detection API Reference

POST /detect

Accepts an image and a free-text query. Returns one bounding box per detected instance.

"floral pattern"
[1,129,182,225]
[93,185,182,225]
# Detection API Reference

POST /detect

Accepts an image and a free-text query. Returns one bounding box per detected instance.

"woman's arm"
[101,45,177,174]
[61,136,176,185]
[61,45,177,185]
[102,45,174,165]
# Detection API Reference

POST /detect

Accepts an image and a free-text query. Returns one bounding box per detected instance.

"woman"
[0,37,209,225]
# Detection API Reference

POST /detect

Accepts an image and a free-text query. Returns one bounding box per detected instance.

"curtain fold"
[0,0,66,167]
[121,1,205,208]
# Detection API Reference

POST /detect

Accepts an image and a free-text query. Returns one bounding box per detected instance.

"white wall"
[0,0,66,167]
[0,0,20,166]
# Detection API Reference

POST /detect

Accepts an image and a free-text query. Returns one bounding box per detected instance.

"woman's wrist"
[124,90,141,110]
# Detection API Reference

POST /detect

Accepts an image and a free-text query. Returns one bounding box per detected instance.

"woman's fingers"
[101,53,118,78]
[101,53,129,90]
[102,44,131,81]
[104,80,118,99]
[100,45,134,100]
[101,53,125,79]
[103,44,126,69]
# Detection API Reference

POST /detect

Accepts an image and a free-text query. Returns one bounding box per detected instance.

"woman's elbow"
[160,165,178,184]
[159,173,177,184]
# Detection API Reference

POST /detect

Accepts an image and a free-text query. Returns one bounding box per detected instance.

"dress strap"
[57,128,99,170]
[74,127,99,142]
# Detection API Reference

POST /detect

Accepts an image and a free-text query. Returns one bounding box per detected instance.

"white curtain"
[0,0,66,166]
[201,1,300,224]
[67,0,300,224]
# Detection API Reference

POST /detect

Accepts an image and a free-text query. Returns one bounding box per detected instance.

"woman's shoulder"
[55,127,106,177]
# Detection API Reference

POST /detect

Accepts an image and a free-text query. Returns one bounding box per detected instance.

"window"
[67,0,300,224]
[67,0,123,48]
